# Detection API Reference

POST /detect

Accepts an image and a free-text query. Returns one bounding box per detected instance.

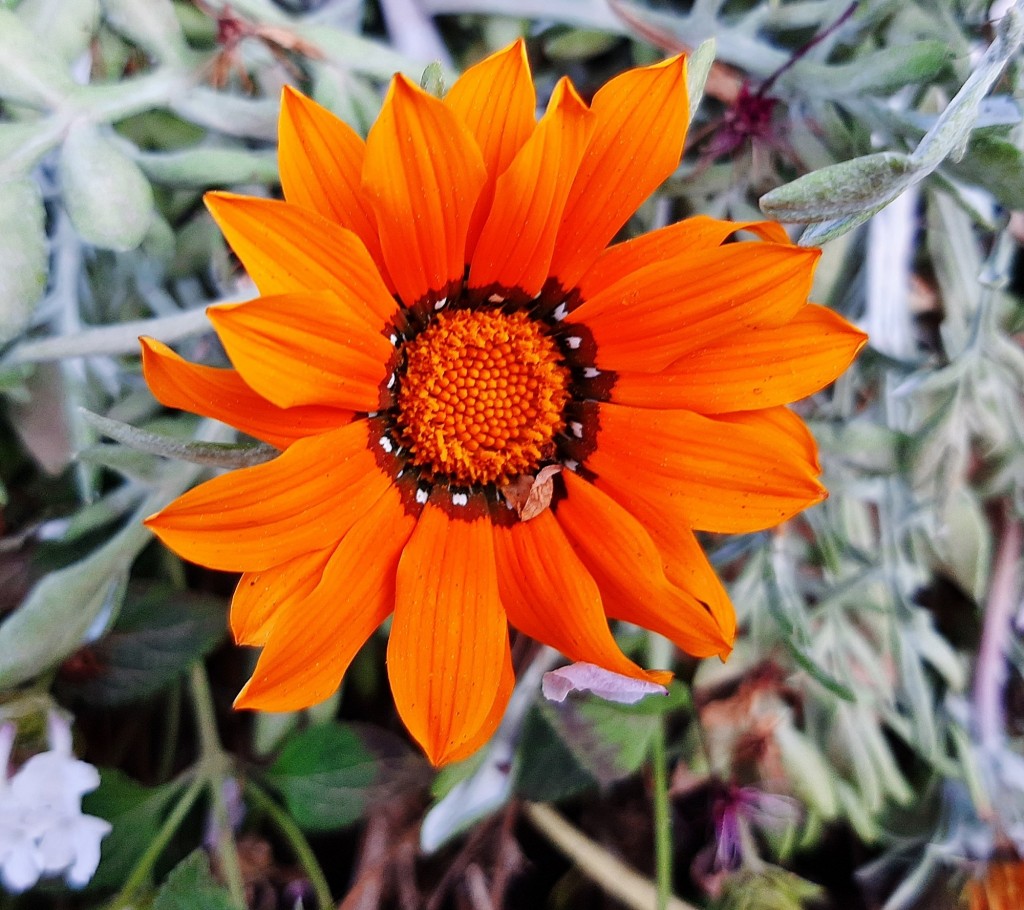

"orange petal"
[588,403,826,534]
[548,55,689,291]
[445,39,536,258]
[363,76,487,308]
[234,487,415,711]
[388,499,510,766]
[470,78,595,298]
[231,547,334,646]
[207,292,393,410]
[140,337,350,449]
[492,508,667,682]
[145,420,392,571]
[204,193,398,326]
[567,243,820,373]
[440,638,515,766]
[611,305,868,412]
[555,470,732,657]
[576,215,791,303]
[277,87,391,288]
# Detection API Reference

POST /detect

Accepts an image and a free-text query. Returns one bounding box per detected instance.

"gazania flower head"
[141,41,866,766]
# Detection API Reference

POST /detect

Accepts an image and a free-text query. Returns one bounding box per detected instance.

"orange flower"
[964,859,1024,910]
[141,41,866,766]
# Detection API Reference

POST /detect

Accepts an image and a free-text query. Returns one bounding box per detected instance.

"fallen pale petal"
[542,661,669,704]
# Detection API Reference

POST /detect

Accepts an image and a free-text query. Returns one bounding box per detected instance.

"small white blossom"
[0,714,111,894]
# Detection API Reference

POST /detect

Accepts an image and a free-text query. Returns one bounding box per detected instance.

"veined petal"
[445,39,536,258]
[235,487,415,711]
[567,243,820,372]
[208,292,393,410]
[555,470,732,656]
[204,193,398,326]
[548,55,689,291]
[278,86,390,286]
[441,638,515,765]
[611,305,868,412]
[232,547,334,646]
[140,337,351,449]
[388,499,510,766]
[363,76,487,308]
[470,78,595,298]
[145,420,392,571]
[576,215,791,304]
[589,403,825,534]
[493,508,669,683]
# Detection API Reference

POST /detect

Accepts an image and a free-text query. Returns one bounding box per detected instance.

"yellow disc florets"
[396,308,570,487]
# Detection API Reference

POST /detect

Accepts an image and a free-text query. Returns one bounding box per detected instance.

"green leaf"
[60,121,154,251]
[760,152,918,223]
[946,128,1024,210]
[0,8,75,106]
[419,61,446,97]
[64,583,227,707]
[81,769,185,891]
[542,28,619,61]
[686,38,716,116]
[152,851,237,910]
[135,147,279,188]
[81,410,278,468]
[712,865,824,910]
[793,41,953,98]
[514,707,597,802]
[100,0,188,65]
[17,0,100,66]
[0,178,47,343]
[0,519,146,688]
[265,723,424,832]
[517,683,689,795]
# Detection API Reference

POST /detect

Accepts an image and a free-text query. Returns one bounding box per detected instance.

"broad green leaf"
[152,851,236,910]
[760,152,918,223]
[712,865,823,910]
[265,723,424,832]
[64,584,226,707]
[0,8,75,106]
[135,148,279,188]
[18,0,99,65]
[519,683,689,792]
[542,28,619,60]
[0,121,58,181]
[946,128,1024,210]
[100,0,188,65]
[0,178,47,343]
[775,723,839,819]
[81,770,185,891]
[912,6,1024,170]
[514,707,597,802]
[60,121,154,251]
[0,526,139,688]
[793,41,953,98]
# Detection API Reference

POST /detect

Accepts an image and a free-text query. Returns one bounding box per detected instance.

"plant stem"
[524,803,697,910]
[109,772,205,908]
[188,664,247,910]
[244,779,334,910]
[651,716,673,910]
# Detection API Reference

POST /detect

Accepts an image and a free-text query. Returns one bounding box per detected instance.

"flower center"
[396,308,570,487]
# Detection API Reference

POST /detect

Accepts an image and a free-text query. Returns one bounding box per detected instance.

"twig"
[523,803,698,910]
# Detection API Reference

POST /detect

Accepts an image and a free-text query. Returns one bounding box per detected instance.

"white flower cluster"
[0,714,111,893]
